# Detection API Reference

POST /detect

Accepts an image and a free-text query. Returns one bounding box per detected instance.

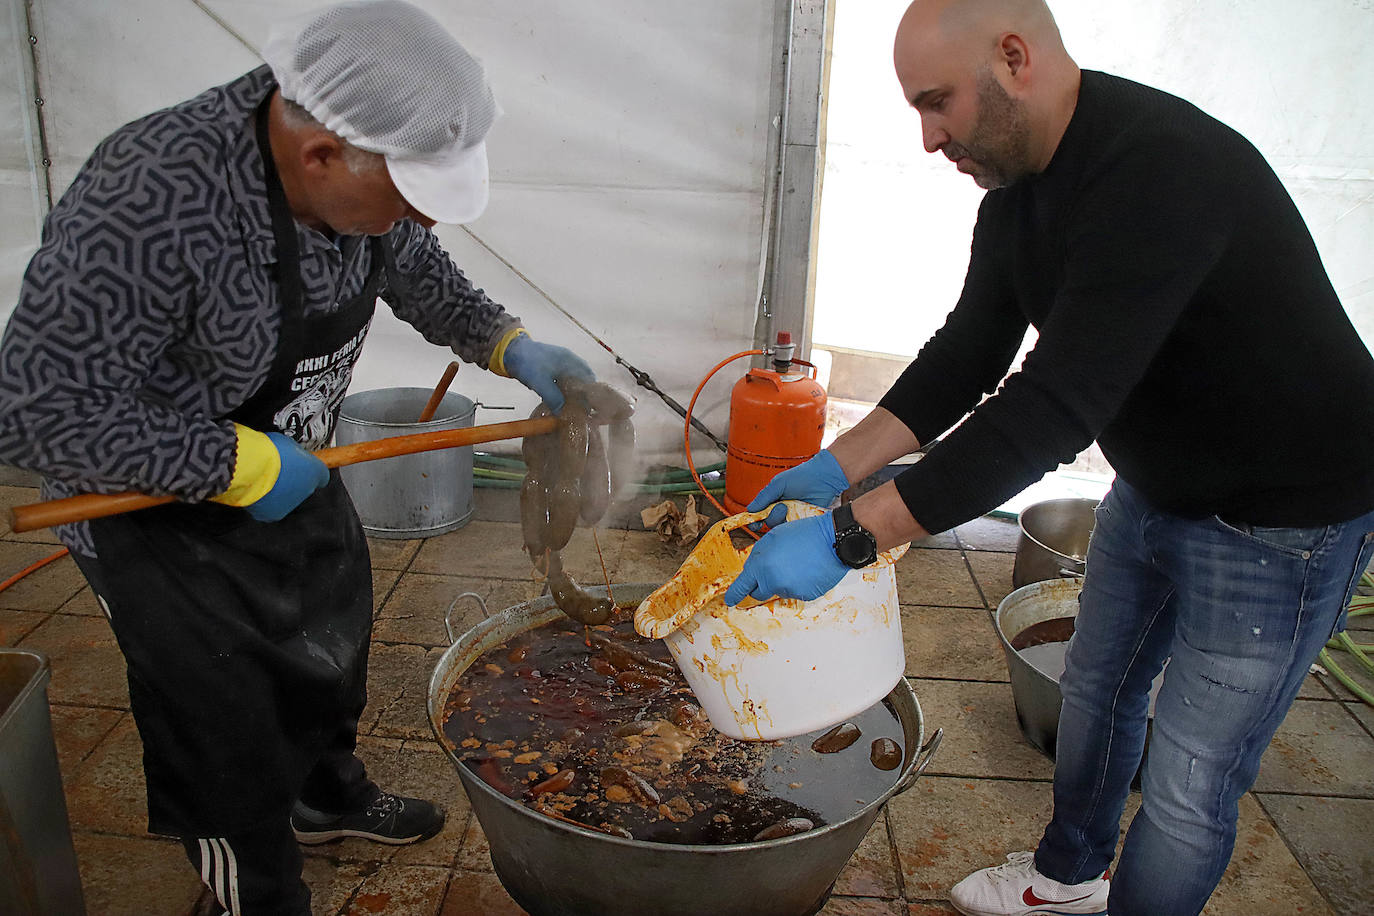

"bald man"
[724,2,1374,914]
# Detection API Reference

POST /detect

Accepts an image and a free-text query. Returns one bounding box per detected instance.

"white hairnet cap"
[262,0,498,224]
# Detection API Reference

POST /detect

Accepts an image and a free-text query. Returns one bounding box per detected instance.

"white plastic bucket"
[635,501,908,740]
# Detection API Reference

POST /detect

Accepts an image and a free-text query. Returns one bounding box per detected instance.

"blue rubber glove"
[502,335,596,414]
[746,449,850,512]
[247,433,330,522]
[722,511,849,605]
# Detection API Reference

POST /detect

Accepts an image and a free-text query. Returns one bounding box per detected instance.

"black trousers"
[179,740,378,915]
[72,476,379,910]
[181,824,308,916]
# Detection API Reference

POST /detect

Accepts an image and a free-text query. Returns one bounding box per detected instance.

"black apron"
[73,97,385,837]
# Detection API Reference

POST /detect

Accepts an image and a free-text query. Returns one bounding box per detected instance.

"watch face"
[837,529,877,568]
[832,504,877,568]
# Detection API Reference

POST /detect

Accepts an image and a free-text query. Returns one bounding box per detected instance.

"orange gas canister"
[723,333,827,514]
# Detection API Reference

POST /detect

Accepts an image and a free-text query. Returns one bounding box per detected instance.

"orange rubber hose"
[0,547,70,594]
[684,349,765,525]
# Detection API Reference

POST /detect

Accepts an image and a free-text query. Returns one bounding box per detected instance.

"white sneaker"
[950,851,1109,916]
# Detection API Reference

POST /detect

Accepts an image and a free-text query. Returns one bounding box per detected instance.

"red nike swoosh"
[1023,885,1097,906]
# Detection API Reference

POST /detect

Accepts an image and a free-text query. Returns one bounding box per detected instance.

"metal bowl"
[1012,498,1098,589]
[427,584,942,916]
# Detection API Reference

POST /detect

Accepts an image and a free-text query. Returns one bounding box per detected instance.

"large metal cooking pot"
[1012,498,1098,589]
[428,584,942,916]
[994,578,1083,758]
[337,387,476,538]
[995,579,1156,785]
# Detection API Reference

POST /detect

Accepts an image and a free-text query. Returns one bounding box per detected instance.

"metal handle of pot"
[444,591,490,645]
[1058,567,1084,579]
[893,727,943,796]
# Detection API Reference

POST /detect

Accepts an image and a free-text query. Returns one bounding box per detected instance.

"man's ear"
[998,32,1031,85]
[298,134,346,179]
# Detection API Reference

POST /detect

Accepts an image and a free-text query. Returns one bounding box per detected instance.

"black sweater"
[878,71,1374,533]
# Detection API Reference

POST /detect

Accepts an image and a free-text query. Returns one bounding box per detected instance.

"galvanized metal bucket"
[428,584,942,916]
[0,650,87,915]
[994,578,1083,759]
[336,387,476,538]
[995,579,1156,783]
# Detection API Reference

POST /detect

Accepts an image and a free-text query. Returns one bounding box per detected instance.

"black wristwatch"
[832,502,879,569]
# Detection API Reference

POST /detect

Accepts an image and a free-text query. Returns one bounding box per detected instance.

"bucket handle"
[717,501,909,569]
[444,591,490,645]
[893,727,943,796]
[718,502,824,551]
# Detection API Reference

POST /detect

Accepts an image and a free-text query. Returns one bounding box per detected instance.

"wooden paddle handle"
[8,415,559,533]
[416,361,460,423]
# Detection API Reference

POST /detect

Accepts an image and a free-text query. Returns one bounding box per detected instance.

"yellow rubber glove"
[492,328,595,413]
[211,424,329,521]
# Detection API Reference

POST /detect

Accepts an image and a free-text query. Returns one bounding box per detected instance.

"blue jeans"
[1034,478,1374,916]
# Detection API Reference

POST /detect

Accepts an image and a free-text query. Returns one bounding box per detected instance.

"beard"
[950,68,1034,190]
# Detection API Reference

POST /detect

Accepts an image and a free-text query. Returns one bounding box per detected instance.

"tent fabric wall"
[815,0,1374,360]
[2,0,782,461]
[0,0,47,318]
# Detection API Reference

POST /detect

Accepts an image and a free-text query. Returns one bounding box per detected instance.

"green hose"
[1319,572,1374,706]
[1320,647,1374,705]
[474,452,726,482]
[474,467,525,481]
[474,467,722,491]
[1334,630,1374,674]
[473,451,727,497]
[474,477,723,494]
[473,453,527,470]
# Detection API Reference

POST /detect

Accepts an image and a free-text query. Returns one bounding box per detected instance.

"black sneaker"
[290,793,445,846]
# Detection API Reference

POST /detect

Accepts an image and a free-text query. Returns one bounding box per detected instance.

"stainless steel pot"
[337,387,476,538]
[1012,498,1098,589]
[995,579,1154,785]
[994,578,1083,758]
[428,584,942,916]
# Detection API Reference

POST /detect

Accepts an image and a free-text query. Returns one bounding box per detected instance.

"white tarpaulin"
[814,0,1374,360]
[1,0,780,460]
[7,1,1373,464]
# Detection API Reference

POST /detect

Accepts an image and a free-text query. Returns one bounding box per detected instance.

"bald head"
[904,0,1063,51]
[893,0,1079,187]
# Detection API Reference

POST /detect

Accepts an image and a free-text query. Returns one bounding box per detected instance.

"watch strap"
[833,501,857,535]
[832,502,878,569]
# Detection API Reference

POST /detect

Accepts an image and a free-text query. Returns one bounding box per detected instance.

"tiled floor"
[3,470,1372,915]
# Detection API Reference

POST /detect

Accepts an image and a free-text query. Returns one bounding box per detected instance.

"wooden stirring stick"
[416,361,461,423]
[9,415,558,533]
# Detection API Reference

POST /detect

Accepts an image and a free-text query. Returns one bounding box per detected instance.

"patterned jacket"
[0,66,520,555]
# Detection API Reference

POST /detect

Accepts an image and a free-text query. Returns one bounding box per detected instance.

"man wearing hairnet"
[0,2,592,912]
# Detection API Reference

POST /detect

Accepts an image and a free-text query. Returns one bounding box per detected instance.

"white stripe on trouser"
[196,838,242,916]
[197,838,213,890]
